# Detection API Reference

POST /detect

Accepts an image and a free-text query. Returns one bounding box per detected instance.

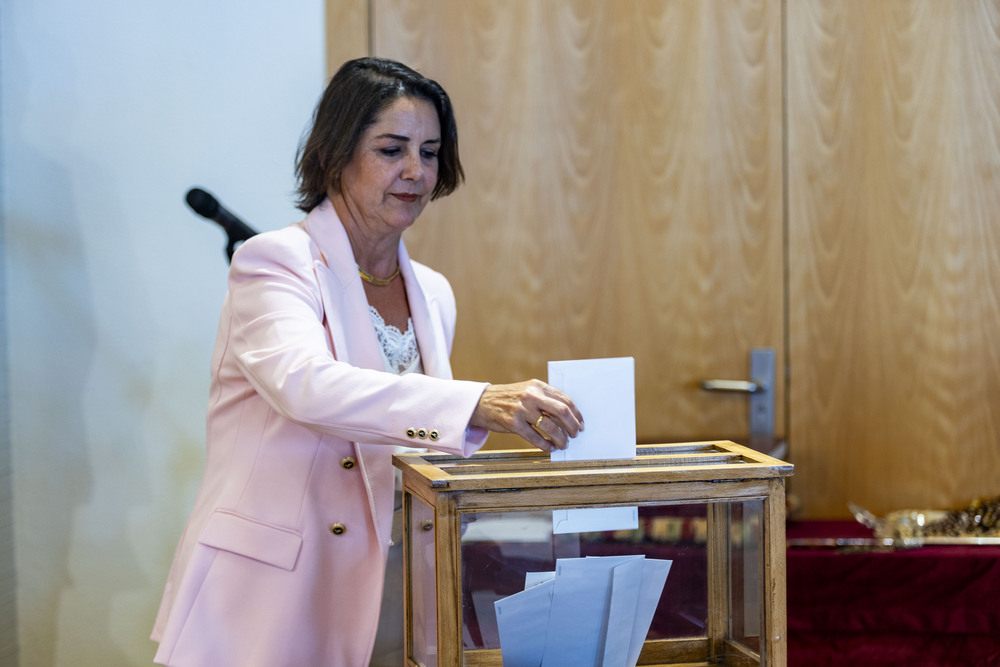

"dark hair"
[294,57,464,213]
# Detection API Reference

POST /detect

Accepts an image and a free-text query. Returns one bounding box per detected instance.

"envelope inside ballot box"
[494,555,672,667]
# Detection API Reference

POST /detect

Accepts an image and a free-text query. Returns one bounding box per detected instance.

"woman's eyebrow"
[376,133,441,144]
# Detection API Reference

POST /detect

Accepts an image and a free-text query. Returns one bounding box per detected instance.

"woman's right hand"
[469,380,584,453]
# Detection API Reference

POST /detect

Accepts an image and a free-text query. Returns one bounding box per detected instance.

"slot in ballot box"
[394,441,793,667]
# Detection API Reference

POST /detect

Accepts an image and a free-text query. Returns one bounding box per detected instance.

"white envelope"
[541,557,618,666]
[495,556,672,667]
[548,357,636,463]
[625,558,672,667]
[548,357,637,534]
[494,579,555,667]
[601,556,646,667]
[551,506,639,535]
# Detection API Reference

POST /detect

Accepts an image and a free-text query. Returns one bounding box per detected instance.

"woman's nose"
[401,151,423,181]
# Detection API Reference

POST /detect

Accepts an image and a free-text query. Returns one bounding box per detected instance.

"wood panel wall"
[787,1,1000,516]
[327,1,1000,517]
[366,0,785,451]
[325,0,368,73]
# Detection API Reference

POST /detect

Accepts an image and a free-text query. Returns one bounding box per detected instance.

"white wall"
[0,1,326,664]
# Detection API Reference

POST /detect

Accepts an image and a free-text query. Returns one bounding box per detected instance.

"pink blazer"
[151,199,489,666]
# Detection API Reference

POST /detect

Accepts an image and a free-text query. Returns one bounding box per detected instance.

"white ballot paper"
[548,357,637,534]
[494,555,671,667]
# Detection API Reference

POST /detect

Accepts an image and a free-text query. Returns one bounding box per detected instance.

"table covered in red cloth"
[786,520,1000,666]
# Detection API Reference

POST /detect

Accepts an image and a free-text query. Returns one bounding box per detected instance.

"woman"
[151,57,583,667]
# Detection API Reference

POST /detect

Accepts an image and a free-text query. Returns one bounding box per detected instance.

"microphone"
[185,187,258,262]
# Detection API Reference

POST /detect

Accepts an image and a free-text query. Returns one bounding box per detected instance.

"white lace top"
[368,305,423,375]
[369,305,424,661]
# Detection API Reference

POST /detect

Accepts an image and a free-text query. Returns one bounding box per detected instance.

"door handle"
[700,348,775,438]
[700,379,763,393]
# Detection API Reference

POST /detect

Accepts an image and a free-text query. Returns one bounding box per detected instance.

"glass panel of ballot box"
[395,441,793,667]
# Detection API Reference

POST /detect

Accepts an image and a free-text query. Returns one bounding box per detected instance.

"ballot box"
[394,441,793,667]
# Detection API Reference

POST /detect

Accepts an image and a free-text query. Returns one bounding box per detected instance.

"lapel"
[304,200,384,373]
[399,243,452,382]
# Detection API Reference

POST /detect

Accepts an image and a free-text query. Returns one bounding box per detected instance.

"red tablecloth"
[787,520,1000,666]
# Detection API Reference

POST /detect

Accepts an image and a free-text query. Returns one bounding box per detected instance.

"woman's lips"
[392,193,419,203]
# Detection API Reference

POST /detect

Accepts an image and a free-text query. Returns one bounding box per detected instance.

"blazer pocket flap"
[199,510,303,571]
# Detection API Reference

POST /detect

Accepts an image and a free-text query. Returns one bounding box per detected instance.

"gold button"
[406,428,417,438]
[429,430,440,441]
[340,457,356,470]
[417,428,428,439]
[329,523,346,535]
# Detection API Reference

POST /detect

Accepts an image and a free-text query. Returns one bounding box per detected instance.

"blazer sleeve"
[221,230,489,457]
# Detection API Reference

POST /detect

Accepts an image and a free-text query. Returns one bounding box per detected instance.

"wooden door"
[361,0,787,451]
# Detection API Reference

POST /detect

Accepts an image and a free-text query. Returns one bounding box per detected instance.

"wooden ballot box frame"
[394,441,793,667]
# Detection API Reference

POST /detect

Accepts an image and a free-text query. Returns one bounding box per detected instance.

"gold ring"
[531,413,550,441]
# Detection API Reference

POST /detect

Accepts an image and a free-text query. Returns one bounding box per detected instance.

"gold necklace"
[358,265,401,286]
